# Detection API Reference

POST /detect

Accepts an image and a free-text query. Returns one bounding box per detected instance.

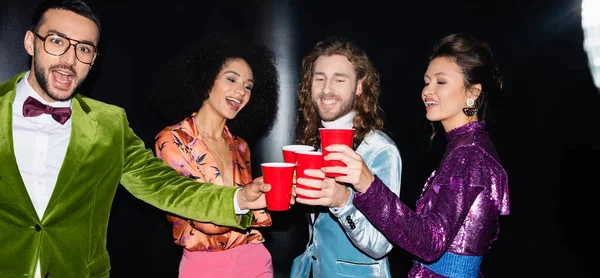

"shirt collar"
[321,110,356,129]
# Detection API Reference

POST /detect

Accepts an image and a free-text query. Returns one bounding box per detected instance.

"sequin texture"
[353,121,510,277]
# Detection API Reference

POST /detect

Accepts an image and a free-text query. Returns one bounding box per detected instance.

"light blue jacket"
[291,129,402,278]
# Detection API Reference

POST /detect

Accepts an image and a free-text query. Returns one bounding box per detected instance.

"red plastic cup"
[281,145,315,164]
[261,162,295,211]
[319,127,354,177]
[295,151,323,200]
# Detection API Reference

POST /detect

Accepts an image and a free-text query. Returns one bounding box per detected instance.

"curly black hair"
[150,31,280,146]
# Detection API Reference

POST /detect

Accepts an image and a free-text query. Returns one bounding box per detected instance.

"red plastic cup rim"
[294,150,322,156]
[281,145,315,152]
[318,127,355,131]
[261,162,296,167]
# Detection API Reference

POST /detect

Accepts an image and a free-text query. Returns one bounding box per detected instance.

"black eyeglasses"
[32,31,99,65]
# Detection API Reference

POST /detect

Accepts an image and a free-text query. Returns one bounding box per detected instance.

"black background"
[0,1,597,277]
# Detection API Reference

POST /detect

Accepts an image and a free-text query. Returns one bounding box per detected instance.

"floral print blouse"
[154,116,271,252]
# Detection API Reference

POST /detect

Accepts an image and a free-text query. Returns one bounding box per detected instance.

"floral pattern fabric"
[155,116,271,252]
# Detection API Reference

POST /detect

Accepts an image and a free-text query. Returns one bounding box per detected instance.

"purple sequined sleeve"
[355,122,509,277]
[354,174,483,262]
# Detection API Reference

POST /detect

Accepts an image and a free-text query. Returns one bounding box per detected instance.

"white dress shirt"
[12,71,72,278]
[12,71,72,219]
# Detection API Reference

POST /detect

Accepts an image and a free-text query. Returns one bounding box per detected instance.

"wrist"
[236,188,248,210]
[336,186,351,208]
[357,174,375,193]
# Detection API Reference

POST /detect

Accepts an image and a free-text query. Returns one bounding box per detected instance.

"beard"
[33,53,81,102]
[312,92,356,122]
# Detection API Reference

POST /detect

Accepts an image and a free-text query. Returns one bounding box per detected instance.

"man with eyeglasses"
[0,1,283,277]
[32,31,99,66]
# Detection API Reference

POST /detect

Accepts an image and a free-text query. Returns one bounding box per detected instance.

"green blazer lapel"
[0,73,38,218]
[44,94,97,216]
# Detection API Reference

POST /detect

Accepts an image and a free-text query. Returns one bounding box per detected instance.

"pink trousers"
[179,243,273,278]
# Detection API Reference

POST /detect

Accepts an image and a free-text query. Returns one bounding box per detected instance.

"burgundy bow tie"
[22,96,72,125]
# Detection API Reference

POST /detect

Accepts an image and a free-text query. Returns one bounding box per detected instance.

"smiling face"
[423,56,479,131]
[205,58,253,120]
[310,54,361,122]
[24,9,99,103]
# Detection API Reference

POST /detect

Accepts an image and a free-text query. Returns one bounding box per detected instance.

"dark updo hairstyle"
[150,31,280,146]
[428,33,503,139]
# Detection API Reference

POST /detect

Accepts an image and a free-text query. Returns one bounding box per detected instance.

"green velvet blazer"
[0,72,252,277]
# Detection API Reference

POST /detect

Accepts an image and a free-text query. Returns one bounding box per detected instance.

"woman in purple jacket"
[298,33,510,277]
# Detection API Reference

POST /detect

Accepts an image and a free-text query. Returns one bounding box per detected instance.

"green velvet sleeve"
[118,114,252,229]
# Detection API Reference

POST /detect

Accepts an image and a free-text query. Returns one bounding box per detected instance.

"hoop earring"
[462,98,477,116]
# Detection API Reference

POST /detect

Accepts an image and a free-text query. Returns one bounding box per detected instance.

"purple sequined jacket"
[354,122,510,277]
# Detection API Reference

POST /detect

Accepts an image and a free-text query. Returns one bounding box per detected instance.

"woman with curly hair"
[150,31,280,278]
